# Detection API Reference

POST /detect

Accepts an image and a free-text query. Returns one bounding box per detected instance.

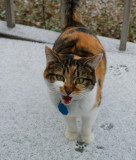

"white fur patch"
[45,78,98,117]
[45,80,64,107]
[67,83,97,117]
[54,81,64,90]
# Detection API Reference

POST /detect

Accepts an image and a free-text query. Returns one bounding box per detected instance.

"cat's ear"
[84,53,103,69]
[45,46,61,63]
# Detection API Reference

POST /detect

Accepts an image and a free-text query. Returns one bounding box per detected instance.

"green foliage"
[129,16,136,43]
[0,10,6,18]
[0,0,6,20]
[50,0,59,2]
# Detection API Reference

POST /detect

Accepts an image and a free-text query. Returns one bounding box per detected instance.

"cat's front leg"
[81,108,99,144]
[63,116,78,141]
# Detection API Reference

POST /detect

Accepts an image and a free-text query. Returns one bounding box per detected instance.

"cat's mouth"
[62,95,72,104]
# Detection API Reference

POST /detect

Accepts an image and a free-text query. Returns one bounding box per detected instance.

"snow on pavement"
[0,37,136,160]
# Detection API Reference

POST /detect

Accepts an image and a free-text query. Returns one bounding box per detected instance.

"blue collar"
[58,102,69,115]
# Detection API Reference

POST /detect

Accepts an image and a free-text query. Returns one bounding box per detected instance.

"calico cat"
[43,0,106,144]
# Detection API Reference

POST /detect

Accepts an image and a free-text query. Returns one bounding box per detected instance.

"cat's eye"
[56,75,65,82]
[75,78,84,84]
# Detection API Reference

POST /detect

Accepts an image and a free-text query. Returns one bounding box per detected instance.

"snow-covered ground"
[0,30,136,160]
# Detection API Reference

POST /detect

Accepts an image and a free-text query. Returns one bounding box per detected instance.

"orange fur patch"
[74,55,81,60]
[45,25,106,107]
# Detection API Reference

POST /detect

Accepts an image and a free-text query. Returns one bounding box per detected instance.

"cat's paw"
[81,133,94,144]
[65,129,78,141]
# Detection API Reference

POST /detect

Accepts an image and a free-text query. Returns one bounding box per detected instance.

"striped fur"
[61,0,84,30]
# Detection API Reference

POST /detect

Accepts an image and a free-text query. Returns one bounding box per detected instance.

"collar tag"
[58,103,68,115]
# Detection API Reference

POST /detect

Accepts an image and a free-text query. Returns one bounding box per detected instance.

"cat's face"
[43,46,102,105]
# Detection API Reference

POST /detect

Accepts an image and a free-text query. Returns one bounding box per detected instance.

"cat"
[43,0,106,144]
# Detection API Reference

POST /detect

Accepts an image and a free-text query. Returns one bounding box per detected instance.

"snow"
[0,21,60,44]
[0,30,136,160]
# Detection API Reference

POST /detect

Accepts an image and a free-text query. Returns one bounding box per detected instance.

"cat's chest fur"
[48,82,97,117]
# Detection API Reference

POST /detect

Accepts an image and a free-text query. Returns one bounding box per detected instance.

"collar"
[58,102,69,115]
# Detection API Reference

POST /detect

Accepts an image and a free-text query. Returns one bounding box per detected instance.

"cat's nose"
[66,90,71,95]
[64,86,72,95]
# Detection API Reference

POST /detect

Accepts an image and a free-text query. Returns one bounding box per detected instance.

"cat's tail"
[61,0,84,30]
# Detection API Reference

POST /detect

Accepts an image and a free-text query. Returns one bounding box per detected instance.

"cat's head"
[43,46,103,105]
